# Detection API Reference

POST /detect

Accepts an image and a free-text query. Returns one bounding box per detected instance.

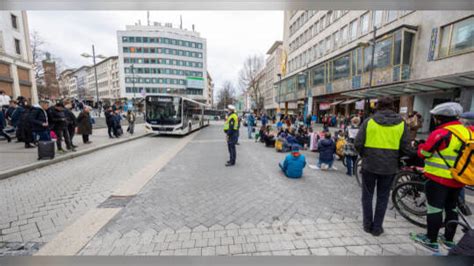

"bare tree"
[216,81,236,110]
[238,54,265,113]
[31,31,45,80]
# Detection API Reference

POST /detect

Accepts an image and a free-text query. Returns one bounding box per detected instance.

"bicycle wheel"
[391,181,427,228]
[354,158,362,187]
[392,170,422,189]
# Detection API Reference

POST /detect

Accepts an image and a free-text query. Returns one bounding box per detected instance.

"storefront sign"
[320,103,330,110]
[355,100,365,110]
[428,27,438,61]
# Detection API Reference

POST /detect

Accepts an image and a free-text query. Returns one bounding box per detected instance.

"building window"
[341,26,348,44]
[373,11,384,28]
[439,16,474,57]
[11,14,18,29]
[332,54,350,80]
[311,65,325,86]
[349,19,358,40]
[361,12,370,35]
[333,31,339,49]
[325,36,331,53]
[387,10,398,23]
[14,38,21,54]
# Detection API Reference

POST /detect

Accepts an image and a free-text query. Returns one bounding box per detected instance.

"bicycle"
[392,176,473,228]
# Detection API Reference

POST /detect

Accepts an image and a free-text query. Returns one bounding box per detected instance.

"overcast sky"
[28,11,284,95]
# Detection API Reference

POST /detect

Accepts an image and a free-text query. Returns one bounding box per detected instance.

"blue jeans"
[318,159,333,168]
[345,155,358,176]
[34,130,51,142]
[247,125,253,139]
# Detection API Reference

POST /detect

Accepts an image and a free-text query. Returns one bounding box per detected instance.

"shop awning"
[329,100,345,106]
[341,71,474,99]
[340,99,358,105]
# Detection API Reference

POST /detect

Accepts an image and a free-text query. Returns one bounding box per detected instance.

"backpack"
[441,126,474,185]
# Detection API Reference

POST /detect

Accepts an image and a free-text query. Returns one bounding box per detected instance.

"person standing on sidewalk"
[343,116,361,176]
[355,96,413,236]
[48,102,74,153]
[77,106,93,144]
[64,100,77,148]
[410,102,467,252]
[126,110,136,135]
[29,100,51,142]
[224,105,238,167]
[105,107,115,138]
[0,109,11,142]
[246,112,255,139]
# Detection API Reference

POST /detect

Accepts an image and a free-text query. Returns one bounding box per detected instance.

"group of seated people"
[256,124,312,151]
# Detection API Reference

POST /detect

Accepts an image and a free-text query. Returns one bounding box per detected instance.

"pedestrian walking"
[77,106,93,144]
[246,112,255,139]
[410,102,469,252]
[113,110,123,137]
[224,105,238,166]
[105,107,115,138]
[343,116,361,176]
[407,111,422,141]
[18,104,34,148]
[29,100,51,142]
[64,100,77,148]
[261,113,268,127]
[126,110,136,135]
[355,96,413,237]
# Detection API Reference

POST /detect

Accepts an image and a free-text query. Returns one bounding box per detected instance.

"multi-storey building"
[279,11,474,132]
[58,68,75,98]
[70,66,90,100]
[0,11,38,103]
[117,22,208,103]
[263,41,284,116]
[85,56,120,100]
[206,71,213,106]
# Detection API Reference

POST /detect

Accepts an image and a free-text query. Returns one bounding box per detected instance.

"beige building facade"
[279,10,474,132]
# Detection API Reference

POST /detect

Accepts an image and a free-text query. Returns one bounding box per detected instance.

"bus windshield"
[146,96,182,125]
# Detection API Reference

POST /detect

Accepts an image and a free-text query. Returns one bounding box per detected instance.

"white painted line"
[112,132,197,196]
[34,208,120,256]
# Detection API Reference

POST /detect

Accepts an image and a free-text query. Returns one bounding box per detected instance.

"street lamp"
[81,44,106,116]
[299,62,310,124]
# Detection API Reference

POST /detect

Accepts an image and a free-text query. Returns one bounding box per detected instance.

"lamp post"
[365,26,377,116]
[277,73,282,120]
[81,45,106,117]
[299,62,310,124]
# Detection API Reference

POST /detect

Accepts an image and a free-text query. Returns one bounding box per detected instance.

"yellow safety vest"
[423,124,471,180]
[364,119,405,150]
[224,113,238,131]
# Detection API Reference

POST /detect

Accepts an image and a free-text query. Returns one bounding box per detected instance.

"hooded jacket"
[281,152,306,178]
[355,110,414,175]
[318,138,336,161]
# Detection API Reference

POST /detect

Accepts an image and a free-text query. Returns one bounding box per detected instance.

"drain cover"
[98,195,135,208]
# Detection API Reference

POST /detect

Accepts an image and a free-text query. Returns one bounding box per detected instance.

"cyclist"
[410,102,467,252]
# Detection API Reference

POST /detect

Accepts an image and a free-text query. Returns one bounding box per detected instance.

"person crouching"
[279,145,307,178]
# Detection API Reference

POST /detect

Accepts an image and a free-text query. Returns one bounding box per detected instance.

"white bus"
[144,95,209,135]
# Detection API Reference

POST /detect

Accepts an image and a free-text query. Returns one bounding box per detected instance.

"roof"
[266,41,283,55]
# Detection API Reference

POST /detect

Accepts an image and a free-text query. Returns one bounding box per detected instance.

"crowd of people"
[223,95,473,254]
[0,91,137,154]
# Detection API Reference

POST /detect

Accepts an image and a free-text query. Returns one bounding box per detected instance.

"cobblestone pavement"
[0,124,146,173]
[0,135,180,255]
[79,124,471,256]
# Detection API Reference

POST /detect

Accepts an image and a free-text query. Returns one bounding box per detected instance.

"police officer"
[355,96,413,236]
[411,102,467,252]
[224,105,239,166]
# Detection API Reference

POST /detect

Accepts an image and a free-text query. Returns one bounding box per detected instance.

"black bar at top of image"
[0,256,473,266]
[2,0,474,10]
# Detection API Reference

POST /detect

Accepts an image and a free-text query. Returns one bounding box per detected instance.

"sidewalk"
[0,124,149,179]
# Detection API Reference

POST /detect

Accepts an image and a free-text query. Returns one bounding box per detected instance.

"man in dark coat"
[48,102,74,153]
[105,107,115,138]
[17,104,34,148]
[29,100,51,142]
[64,100,77,148]
[77,106,93,144]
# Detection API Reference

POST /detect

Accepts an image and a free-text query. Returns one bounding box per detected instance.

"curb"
[0,133,151,180]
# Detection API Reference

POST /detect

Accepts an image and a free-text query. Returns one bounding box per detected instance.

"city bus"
[144,95,209,135]
[204,108,226,120]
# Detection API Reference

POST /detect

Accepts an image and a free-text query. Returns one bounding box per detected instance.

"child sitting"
[316,132,336,170]
[279,145,306,178]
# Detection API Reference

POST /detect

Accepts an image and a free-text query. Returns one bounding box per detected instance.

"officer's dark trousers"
[361,171,394,231]
[227,134,237,164]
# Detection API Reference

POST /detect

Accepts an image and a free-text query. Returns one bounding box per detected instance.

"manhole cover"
[98,195,135,208]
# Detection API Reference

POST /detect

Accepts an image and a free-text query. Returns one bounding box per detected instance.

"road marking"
[34,131,199,256]
[34,208,120,256]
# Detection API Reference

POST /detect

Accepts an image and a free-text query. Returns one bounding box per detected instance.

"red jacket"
[418,121,464,188]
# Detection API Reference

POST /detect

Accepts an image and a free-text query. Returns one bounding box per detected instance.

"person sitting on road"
[283,128,300,152]
[262,125,276,147]
[316,132,336,170]
[279,145,306,178]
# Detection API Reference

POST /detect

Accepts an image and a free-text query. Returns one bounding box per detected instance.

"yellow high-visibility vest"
[364,118,405,150]
[224,113,238,131]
